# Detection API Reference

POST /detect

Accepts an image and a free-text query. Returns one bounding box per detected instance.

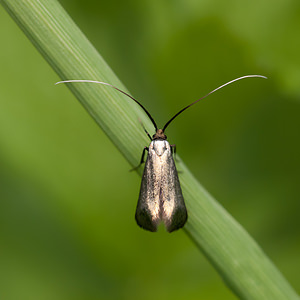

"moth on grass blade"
[56,75,267,232]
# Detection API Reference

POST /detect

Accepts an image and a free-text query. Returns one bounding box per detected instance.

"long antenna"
[162,75,267,132]
[55,80,158,131]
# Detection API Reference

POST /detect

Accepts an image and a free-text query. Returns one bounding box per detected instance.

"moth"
[56,75,266,232]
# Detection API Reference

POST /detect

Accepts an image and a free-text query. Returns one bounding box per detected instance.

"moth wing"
[160,154,187,232]
[135,152,160,232]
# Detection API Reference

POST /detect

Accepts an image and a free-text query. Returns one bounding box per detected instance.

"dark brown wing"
[160,153,187,232]
[135,140,187,232]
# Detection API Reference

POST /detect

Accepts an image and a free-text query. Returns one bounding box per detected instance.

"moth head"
[152,129,167,140]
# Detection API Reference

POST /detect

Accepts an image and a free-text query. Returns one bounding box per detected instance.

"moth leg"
[171,144,182,173]
[130,147,148,172]
[170,144,178,161]
[138,118,152,141]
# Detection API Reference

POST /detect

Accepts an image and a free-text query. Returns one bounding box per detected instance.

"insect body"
[56,75,266,232]
[136,129,187,232]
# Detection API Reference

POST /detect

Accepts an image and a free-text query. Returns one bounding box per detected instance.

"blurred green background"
[0,0,299,299]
